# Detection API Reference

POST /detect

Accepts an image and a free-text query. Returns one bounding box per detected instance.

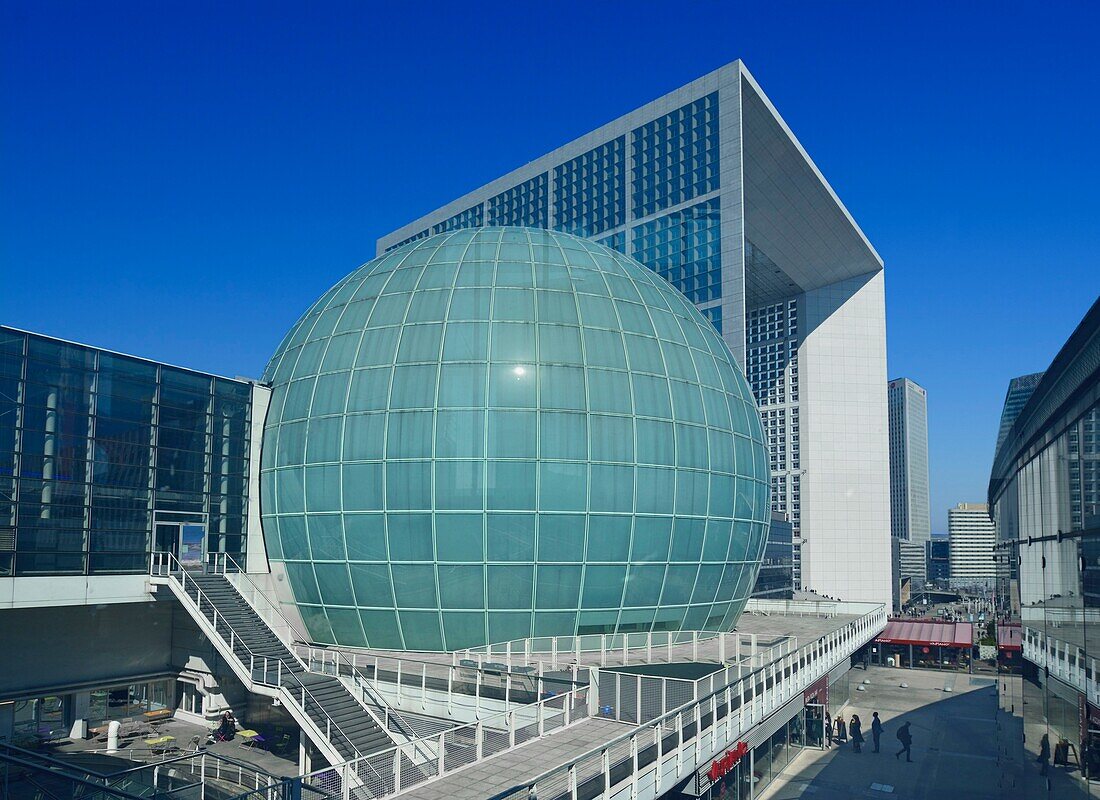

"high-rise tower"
[377,61,891,604]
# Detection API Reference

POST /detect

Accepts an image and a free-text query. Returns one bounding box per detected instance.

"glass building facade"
[261,227,771,652]
[0,326,255,577]
[377,62,894,607]
[990,299,1100,796]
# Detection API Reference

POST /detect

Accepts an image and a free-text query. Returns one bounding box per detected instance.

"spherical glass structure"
[260,227,770,651]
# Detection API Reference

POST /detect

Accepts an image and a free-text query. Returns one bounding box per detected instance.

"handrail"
[302,682,590,795]
[0,746,152,800]
[149,552,364,761]
[212,552,418,742]
[209,552,303,646]
[518,604,885,797]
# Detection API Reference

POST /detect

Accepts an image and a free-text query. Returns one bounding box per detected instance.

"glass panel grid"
[260,227,768,650]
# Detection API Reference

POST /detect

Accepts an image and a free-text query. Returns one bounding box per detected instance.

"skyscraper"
[994,372,1044,457]
[887,378,930,546]
[948,502,996,589]
[377,61,892,605]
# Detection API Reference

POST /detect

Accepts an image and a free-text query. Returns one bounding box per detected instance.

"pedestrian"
[825,712,833,747]
[836,715,847,743]
[895,721,913,762]
[851,714,864,753]
[871,712,883,753]
[1038,733,1050,776]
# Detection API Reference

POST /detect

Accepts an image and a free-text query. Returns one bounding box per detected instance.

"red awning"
[997,624,1023,651]
[875,620,973,648]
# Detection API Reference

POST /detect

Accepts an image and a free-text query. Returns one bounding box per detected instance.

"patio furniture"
[144,735,177,753]
[237,729,264,750]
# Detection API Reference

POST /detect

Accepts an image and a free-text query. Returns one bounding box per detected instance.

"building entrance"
[154,521,207,569]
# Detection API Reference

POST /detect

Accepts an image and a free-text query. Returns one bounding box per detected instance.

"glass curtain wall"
[995,398,1100,795]
[0,327,253,576]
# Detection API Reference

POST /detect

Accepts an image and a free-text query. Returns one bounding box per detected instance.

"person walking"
[851,714,864,753]
[1038,733,1051,776]
[871,712,884,753]
[825,712,833,747]
[895,721,913,762]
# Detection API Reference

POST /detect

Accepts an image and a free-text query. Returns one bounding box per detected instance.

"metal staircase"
[149,553,398,766]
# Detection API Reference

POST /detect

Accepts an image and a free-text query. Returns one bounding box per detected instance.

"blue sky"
[2,1,1098,534]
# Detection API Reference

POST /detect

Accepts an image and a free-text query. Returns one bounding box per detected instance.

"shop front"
[996,624,1022,674]
[680,689,828,799]
[4,677,176,745]
[872,620,973,672]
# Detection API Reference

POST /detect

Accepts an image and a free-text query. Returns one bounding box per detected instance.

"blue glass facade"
[261,228,770,651]
[632,198,721,305]
[0,327,254,577]
[553,138,626,238]
[432,205,484,235]
[381,96,725,328]
[488,174,548,228]
[631,93,719,219]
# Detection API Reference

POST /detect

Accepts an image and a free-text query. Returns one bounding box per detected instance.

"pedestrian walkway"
[394,717,629,799]
[757,667,1030,800]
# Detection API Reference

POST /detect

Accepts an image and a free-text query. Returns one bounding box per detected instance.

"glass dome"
[260,227,770,651]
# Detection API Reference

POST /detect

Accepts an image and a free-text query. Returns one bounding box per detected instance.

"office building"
[947,502,996,589]
[0,326,267,588]
[378,60,892,606]
[887,378,930,546]
[898,540,927,587]
[989,297,1099,796]
[750,512,793,599]
[926,536,950,585]
[993,371,1044,457]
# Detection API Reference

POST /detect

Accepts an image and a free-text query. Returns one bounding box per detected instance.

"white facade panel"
[799,271,892,604]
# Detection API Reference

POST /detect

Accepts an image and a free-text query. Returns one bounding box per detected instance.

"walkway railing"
[0,741,298,800]
[301,684,591,800]
[298,645,583,721]
[208,553,418,743]
[150,552,367,763]
[496,602,886,800]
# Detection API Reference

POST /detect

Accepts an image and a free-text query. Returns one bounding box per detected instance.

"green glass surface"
[261,227,769,650]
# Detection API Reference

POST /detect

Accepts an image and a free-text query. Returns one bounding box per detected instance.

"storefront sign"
[804,675,828,707]
[707,741,749,783]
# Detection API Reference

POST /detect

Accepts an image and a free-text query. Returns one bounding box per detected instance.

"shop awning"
[875,620,973,648]
[997,624,1022,651]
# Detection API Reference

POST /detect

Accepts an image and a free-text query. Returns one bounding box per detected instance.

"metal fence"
[511,602,886,800]
[0,742,292,800]
[301,684,590,799]
[298,645,583,720]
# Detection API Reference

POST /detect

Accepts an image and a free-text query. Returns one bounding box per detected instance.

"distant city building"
[994,371,1044,457]
[887,378,931,545]
[752,513,794,599]
[948,503,996,588]
[898,540,927,587]
[926,537,950,585]
[378,60,893,606]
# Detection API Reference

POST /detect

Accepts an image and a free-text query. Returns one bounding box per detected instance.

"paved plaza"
[756,666,1080,800]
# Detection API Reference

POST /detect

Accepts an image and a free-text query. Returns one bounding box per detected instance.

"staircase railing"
[209,552,418,743]
[149,552,365,761]
[208,552,301,647]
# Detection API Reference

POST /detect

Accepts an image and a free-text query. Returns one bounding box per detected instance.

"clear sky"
[2,1,1098,534]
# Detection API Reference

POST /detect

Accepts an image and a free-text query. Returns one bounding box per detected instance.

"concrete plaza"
[756,666,1052,800]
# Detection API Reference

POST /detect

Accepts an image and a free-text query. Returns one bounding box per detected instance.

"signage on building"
[707,741,749,783]
[804,675,828,707]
